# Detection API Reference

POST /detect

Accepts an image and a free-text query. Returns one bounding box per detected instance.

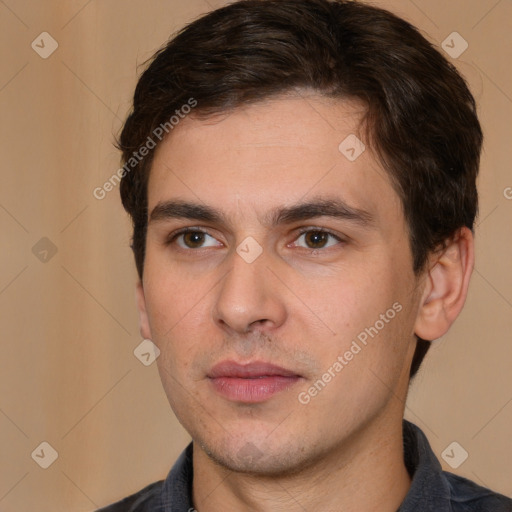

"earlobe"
[414,227,474,341]
[135,281,152,340]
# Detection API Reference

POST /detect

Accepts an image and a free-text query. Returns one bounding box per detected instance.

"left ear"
[414,227,474,341]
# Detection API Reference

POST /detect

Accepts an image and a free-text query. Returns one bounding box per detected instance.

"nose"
[212,247,287,335]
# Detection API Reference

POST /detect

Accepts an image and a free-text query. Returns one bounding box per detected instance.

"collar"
[398,420,452,511]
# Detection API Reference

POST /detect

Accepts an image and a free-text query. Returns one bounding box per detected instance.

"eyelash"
[165,227,345,251]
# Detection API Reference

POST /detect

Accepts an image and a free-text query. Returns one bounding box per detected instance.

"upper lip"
[208,360,301,379]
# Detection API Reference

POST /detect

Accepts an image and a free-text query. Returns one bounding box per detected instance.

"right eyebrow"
[148,200,226,225]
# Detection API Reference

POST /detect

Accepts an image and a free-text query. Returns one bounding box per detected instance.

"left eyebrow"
[267,197,375,228]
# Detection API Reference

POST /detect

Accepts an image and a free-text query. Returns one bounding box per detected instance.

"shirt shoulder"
[95,443,194,512]
[400,421,511,512]
[444,471,512,512]
[95,480,164,512]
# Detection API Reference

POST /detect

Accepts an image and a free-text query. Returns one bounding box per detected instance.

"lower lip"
[209,376,301,403]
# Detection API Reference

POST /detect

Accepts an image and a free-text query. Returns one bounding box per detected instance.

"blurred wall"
[0,0,510,510]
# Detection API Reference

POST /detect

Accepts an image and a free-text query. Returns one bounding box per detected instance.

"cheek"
[143,255,213,340]
[302,266,393,334]
[147,279,210,380]
[301,260,414,377]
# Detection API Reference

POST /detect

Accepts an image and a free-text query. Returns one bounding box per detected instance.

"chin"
[196,433,323,477]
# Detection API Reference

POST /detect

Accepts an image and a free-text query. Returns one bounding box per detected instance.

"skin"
[136,93,474,512]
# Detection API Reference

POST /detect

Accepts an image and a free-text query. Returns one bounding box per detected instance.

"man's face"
[138,95,424,474]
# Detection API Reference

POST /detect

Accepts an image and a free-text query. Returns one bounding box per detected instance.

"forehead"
[147,94,402,226]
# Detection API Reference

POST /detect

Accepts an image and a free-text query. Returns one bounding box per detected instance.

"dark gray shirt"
[97,421,512,511]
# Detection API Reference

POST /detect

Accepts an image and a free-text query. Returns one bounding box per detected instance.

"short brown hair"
[117,0,483,377]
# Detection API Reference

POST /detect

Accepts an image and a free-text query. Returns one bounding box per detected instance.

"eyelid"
[295,226,342,237]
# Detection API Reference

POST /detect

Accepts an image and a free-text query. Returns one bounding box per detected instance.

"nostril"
[247,319,271,330]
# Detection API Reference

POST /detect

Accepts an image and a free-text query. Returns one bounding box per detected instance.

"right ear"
[135,281,152,340]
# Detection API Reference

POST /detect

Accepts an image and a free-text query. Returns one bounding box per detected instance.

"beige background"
[0,0,511,510]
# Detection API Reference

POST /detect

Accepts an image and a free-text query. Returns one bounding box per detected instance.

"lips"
[208,360,302,403]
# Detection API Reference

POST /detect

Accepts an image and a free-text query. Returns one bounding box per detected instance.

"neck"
[192,412,411,512]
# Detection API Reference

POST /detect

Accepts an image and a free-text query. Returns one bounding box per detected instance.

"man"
[99,0,512,510]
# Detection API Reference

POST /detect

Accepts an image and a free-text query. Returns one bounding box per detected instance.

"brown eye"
[182,231,206,248]
[304,231,329,248]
